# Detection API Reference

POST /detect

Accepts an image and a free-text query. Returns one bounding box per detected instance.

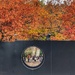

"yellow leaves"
[28,29,41,35]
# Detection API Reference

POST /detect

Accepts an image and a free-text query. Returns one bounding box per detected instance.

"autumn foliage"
[61,1,75,40]
[0,0,75,42]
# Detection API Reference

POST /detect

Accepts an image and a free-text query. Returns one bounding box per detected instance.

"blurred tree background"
[0,0,75,42]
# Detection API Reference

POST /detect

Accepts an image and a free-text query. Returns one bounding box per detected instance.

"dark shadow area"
[0,41,75,75]
[52,41,75,75]
[0,41,51,75]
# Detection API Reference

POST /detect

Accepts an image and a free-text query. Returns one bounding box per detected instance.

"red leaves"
[0,0,51,41]
[61,2,75,40]
[0,0,75,41]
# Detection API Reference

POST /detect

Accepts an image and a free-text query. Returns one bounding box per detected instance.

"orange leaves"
[0,1,46,41]
[45,1,75,40]
[0,0,75,41]
[0,32,2,40]
[61,2,75,40]
[51,33,66,40]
